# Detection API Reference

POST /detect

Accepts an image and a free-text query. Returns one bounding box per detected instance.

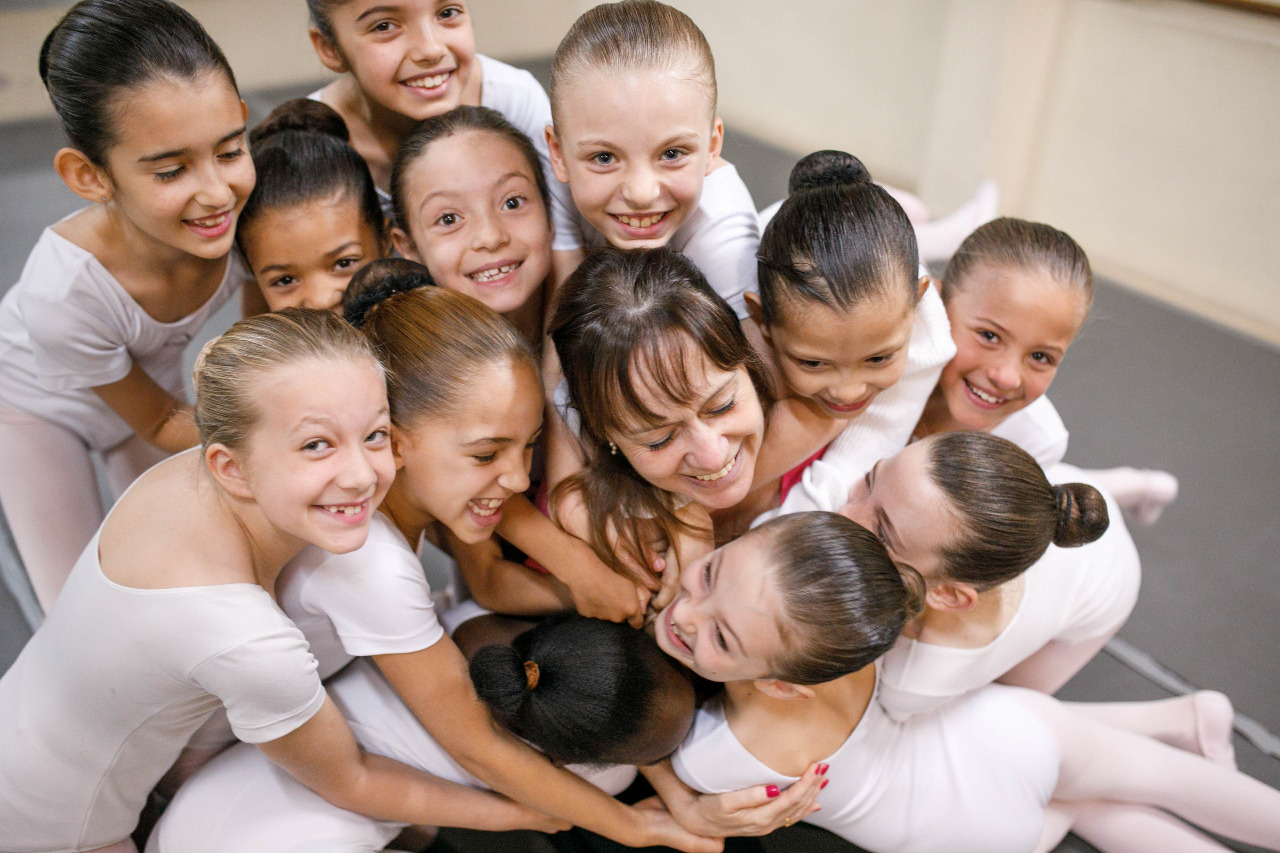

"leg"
[1064,692,1236,767]
[88,842,140,853]
[1032,803,1076,853]
[1069,800,1232,853]
[877,183,932,225]
[0,408,105,612]
[102,433,170,499]
[913,180,1000,262]
[999,634,1113,695]
[1012,690,1280,848]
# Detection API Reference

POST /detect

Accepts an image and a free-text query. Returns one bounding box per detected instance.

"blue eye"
[591,152,616,166]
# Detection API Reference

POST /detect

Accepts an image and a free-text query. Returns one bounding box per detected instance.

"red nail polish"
[820,779,829,789]
[818,763,829,775]
[766,785,780,798]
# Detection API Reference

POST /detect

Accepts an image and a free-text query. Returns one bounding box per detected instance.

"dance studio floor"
[1,61,1276,853]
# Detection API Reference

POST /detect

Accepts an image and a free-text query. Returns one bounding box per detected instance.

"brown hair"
[193,307,381,450]
[550,0,717,127]
[941,217,1093,308]
[347,260,537,428]
[760,512,924,685]
[549,247,772,572]
[391,105,551,233]
[927,431,1109,589]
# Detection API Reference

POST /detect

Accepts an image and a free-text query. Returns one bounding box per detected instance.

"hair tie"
[523,660,540,690]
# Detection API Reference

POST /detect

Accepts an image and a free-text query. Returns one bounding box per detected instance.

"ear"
[916,274,931,303]
[390,226,421,262]
[752,678,815,701]
[705,116,725,173]
[743,291,769,340]
[545,125,570,184]
[310,27,349,74]
[54,147,113,205]
[205,443,254,500]
[924,579,979,613]
[389,424,410,471]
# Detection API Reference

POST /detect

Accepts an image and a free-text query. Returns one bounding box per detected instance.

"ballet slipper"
[915,179,1000,263]
[1085,467,1180,526]
[1193,690,1237,769]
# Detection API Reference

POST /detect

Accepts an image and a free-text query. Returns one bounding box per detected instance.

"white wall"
[2,0,1277,342]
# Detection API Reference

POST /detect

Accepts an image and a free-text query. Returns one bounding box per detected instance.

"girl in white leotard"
[656,512,1280,853]
[0,308,556,853]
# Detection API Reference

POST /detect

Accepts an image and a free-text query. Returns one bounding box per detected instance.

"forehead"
[250,357,386,434]
[409,130,539,196]
[421,359,542,437]
[873,441,959,567]
[244,194,372,256]
[953,265,1086,345]
[773,291,914,358]
[109,73,242,154]
[621,335,735,428]
[557,68,713,137]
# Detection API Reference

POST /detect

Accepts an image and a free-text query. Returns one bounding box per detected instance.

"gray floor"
[1,61,1277,853]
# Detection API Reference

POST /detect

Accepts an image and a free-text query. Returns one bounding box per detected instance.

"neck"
[339,76,419,153]
[98,205,226,286]
[914,385,963,439]
[915,580,1017,647]
[503,291,544,351]
[208,478,306,596]
[379,477,433,544]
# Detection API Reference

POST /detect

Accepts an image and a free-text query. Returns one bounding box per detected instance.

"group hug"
[0,1,1275,852]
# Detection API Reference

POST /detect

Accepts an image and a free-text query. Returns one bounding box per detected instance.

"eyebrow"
[625,377,735,436]
[459,436,514,448]
[354,4,402,23]
[138,127,246,164]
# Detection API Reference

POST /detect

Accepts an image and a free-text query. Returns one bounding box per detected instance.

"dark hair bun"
[250,98,349,148]
[469,643,532,718]
[788,150,874,195]
[342,259,434,327]
[1052,483,1109,547]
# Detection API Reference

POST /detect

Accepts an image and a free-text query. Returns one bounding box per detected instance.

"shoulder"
[692,163,756,218]
[14,226,102,303]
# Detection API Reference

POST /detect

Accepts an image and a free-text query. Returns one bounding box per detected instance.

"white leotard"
[0,530,324,852]
[878,464,1140,720]
[0,226,243,450]
[991,395,1070,471]
[673,674,1059,853]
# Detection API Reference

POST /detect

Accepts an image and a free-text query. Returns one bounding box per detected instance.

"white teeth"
[693,454,735,482]
[469,263,519,283]
[188,212,227,227]
[616,214,664,229]
[967,381,1006,404]
[469,498,504,517]
[405,73,449,89]
[322,503,363,516]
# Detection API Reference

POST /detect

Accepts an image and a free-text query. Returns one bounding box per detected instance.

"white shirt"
[991,395,1070,471]
[0,227,243,450]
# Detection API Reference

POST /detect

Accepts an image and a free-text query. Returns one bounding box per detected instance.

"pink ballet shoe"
[1088,467,1180,527]
[1193,690,1237,769]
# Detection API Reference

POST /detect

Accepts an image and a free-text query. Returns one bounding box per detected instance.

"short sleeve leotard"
[0,530,324,853]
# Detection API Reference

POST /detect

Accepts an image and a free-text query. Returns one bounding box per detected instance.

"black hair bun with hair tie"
[342,258,435,327]
[249,98,351,148]
[787,149,874,195]
[1052,482,1110,548]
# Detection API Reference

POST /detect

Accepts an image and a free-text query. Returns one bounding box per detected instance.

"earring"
[100,196,108,203]
[608,441,618,456]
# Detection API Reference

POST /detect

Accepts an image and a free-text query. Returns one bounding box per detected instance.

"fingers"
[770,762,827,830]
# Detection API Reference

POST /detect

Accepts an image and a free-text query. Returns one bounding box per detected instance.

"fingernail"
[818,763,829,775]
[766,785,780,798]
[820,779,829,789]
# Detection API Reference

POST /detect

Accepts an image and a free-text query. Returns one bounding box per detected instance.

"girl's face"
[393,359,542,544]
[654,532,788,683]
[760,285,919,420]
[939,265,1087,431]
[394,131,551,316]
[548,68,722,249]
[837,438,960,581]
[242,194,384,313]
[238,357,395,555]
[318,0,476,121]
[102,74,254,260]
[610,341,765,511]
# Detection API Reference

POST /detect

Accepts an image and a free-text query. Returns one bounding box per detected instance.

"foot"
[1192,690,1237,769]
[916,179,1000,262]
[1087,466,1180,526]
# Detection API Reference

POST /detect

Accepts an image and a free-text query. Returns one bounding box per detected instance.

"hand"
[660,762,828,837]
[631,798,724,852]
[649,549,682,612]
[565,541,651,628]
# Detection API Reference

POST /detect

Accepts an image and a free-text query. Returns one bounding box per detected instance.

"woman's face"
[938,264,1086,432]
[236,356,395,555]
[395,131,551,317]
[242,194,384,313]
[319,0,477,121]
[653,531,789,683]
[762,286,917,420]
[392,359,542,544]
[102,74,254,260]
[609,340,765,511]
[548,68,721,249]
[837,438,960,581]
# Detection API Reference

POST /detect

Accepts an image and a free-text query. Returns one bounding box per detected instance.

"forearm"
[149,402,200,453]
[498,496,602,590]
[447,531,570,615]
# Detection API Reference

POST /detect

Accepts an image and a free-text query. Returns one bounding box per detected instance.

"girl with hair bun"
[0,0,254,612]
[743,150,955,523]
[153,272,718,852]
[237,98,387,313]
[0,308,560,853]
[654,514,1280,853]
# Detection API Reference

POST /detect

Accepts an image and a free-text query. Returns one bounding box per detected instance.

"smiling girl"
[0,0,253,612]
[547,0,759,317]
[0,309,558,853]
[237,99,387,313]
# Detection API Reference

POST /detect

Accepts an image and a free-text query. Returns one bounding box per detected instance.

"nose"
[621,164,661,209]
[407,20,446,64]
[194,160,234,211]
[683,421,727,472]
[985,356,1021,392]
[337,443,379,496]
[830,376,870,405]
[471,207,509,253]
[496,452,531,495]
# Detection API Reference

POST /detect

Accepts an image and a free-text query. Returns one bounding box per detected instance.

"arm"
[444,525,572,616]
[640,759,824,837]
[257,696,567,832]
[92,361,198,453]
[373,639,721,852]
[497,493,649,627]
